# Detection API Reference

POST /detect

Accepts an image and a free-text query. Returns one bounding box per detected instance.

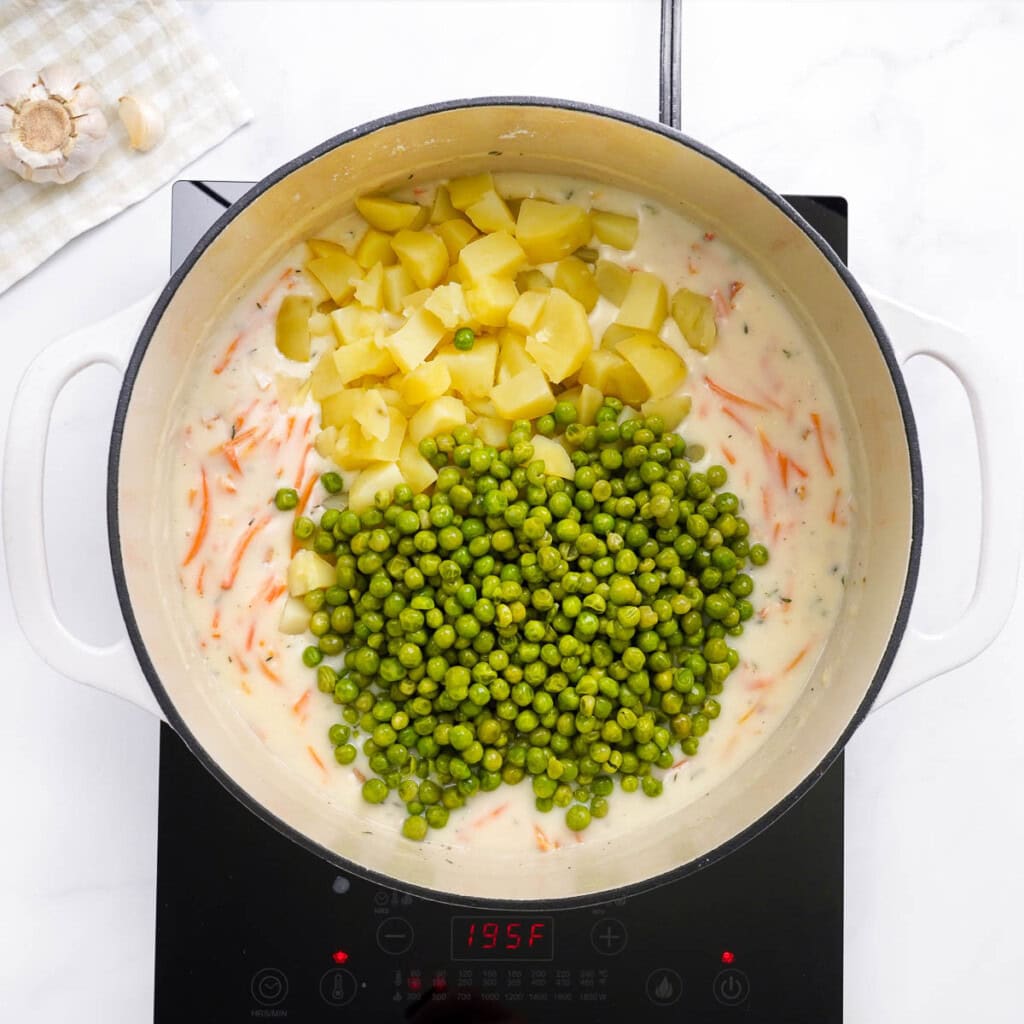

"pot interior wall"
[116,103,913,902]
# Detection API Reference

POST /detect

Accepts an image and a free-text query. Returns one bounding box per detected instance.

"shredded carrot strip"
[220,515,271,590]
[182,468,210,566]
[706,376,768,411]
[778,452,790,488]
[761,486,773,520]
[721,445,736,465]
[293,442,313,490]
[534,825,558,852]
[711,287,731,319]
[704,231,716,242]
[687,258,699,275]
[259,267,295,306]
[738,704,759,725]
[773,522,782,543]
[748,677,774,691]
[790,458,808,479]
[757,426,773,457]
[245,623,255,651]
[670,758,688,771]
[353,767,366,783]
[472,803,509,829]
[258,659,283,685]
[296,471,318,515]
[196,563,206,597]
[188,488,197,506]
[811,412,835,476]
[213,334,242,375]
[219,476,238,494]
[293,690,311,715]
[729,280,745,302]
[266,583,288,604]
[212,608,221,631]
[302,416,312,438]
[829,488,847,526]
[240,680,252,695]
[234,649,249,673]
[285,415,296,441]
[307,745,327,774]
[784,645,810,674]
[234,399,259,433]
[721,406,752,434]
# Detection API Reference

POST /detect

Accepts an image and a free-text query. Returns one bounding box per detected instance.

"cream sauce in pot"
[164,174,853,855]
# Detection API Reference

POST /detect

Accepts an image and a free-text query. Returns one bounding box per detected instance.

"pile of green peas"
[275,396,768,841]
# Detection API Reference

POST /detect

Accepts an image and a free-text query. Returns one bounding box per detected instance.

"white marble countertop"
[2,2,1022,1021]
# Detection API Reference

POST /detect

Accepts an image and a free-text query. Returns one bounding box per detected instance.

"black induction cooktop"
[155,181,847,1024]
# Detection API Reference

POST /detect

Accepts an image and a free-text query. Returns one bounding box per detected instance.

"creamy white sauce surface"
[165,174,853,854]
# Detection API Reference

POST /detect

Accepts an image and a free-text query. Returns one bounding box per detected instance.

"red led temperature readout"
[451,916,554,961]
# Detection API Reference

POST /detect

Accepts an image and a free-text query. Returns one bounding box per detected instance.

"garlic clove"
[73,106,107,140]
[117,94,163,152]
[38,63,81,102]
[0,67,34,105]
[67,82,101,116]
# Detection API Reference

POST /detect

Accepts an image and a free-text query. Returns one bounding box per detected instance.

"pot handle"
[865,289,1020,709]
[3,294,165,719]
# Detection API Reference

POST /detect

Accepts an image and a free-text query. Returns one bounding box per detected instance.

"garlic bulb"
[118,94,164,152]
[0,64,107,184]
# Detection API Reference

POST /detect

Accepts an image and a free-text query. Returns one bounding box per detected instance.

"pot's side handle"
[865,289,1021,709]
[3,294,165,719]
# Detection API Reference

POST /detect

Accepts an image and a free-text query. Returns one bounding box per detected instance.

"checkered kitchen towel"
[0,0,252,294]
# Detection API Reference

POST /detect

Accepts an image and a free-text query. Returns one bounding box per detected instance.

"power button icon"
[713,967,750,1006]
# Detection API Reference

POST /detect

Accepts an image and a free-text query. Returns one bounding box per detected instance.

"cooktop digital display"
[155,182,848,1024]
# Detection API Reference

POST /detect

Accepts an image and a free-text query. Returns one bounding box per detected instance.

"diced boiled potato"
[496,329,533,383]
[321,388,366,429]
[525,288,593,383]
[307,238,350,259]
[492,364,555,420]
[287,550,337,596]
[352,389,390,441]
[309,312,333,336]
[447,172,495,211]
[466,397,497,418]
[459,231,527,283]
[435,219,479,262]
[399,440,438,493]
[354,262,385,309]
[355,228,397,269]
[615,332,688,399]
[554,256,599,313]
[310,351,345,400]
[314,425,338,458]
[275,294,313,362]
[306,252,362,305]
[578,383,604,424]
[670,288,717,354]
[591,210,639,250]
[334,407,406,468]
[445,264,463,285]
[409,206,431,230]
[386,308,446,373]
[641,393,693,430]
[515,198,591,264]
[515,268,552,293]
[330,305,381,346]
[507,290,546,335]
[601,322,637,350]
[466,190,516,234]
[376,387,414,419]
[383,264,416,314]
[595,260,631,305]
[465,276,518,327]
[355,196,424,232]
[391,230,449,289]
[616,271,668,332]
[402,289,433,314]
[409,395,468,443]
[399,360,452,406]
[424,282,471,330]
[333,339,397,384]
[474,416,513,448]
[578,348,650,405]
[529,434,574,479]
[430,185,461,224]
[434,337,498,398]
[279,595,311,634]
[348,462,405,514]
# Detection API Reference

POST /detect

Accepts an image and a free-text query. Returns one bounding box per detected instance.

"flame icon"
[654,975,674,1000]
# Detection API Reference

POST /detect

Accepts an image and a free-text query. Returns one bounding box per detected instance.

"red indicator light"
[433,976,448,992]
[721,950,735,965]
[408,976,423,992]
[331,950,349,964]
